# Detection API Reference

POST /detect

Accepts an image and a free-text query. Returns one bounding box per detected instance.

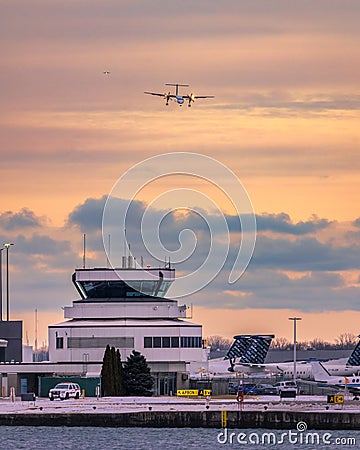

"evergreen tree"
[123,350,153,396]
[101,345,124,396]
[114,348,125,396]
[101,344,113,396]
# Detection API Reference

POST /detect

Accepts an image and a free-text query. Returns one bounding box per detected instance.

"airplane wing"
[347,386,360,395]
[235,363,266,369]
[233,363,284,374]
[182,95,215,99]
[318,383,360,395]
[144,91,175,98]
[302,381,360,396]
[144,91,167,97]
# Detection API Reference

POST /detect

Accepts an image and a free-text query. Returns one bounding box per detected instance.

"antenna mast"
[82,234,86,269]
[107,234,111,268]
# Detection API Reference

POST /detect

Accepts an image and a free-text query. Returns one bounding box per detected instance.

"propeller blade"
[188,93,195,107]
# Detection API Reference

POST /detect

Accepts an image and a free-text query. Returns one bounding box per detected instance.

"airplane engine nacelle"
[188,93,196,107]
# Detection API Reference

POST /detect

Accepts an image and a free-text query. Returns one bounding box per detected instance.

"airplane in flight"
[307,361,360,397]
[144,83,214,107]
[232,337,360,380]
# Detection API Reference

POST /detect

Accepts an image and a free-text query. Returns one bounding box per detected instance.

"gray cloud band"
[102,152,256,298]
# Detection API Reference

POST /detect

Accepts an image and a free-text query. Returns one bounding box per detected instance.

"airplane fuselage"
[233,361,360,380]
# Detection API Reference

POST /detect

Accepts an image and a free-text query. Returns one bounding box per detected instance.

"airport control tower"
[48,259,208,395]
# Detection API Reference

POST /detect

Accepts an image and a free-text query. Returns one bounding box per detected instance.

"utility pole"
[289,317,302,383]
[35,308,38,362]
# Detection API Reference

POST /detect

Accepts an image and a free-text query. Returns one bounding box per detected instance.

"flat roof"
[49,318,201,328]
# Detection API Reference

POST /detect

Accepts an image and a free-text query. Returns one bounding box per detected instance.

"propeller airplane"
[144,83,214,107]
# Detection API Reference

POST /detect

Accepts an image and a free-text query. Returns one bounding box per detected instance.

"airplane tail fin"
[310,361,332,381]
[346,337,360,366]
[165,83,189,87]
[239,335,274,364]
[165,83,189,96]
[225,336,252,360]
[225,334,274,365]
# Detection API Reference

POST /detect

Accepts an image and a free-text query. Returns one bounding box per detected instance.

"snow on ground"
[0,395,360,414]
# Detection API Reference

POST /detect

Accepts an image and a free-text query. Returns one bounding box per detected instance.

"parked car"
[243,384,259,395]
[229,383,259,395]
[256,383,278,395]
[274,381,297,394]
[49,382,81,401]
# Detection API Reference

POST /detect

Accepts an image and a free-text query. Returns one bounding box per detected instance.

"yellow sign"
[176,389,212,397]
[199,389,211,396]
[177,389,198,396]
[327,394,344,404]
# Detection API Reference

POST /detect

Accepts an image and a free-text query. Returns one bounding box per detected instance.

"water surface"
[0,426,358,449]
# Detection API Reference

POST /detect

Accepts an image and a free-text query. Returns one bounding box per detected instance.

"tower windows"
[144,336,202,349]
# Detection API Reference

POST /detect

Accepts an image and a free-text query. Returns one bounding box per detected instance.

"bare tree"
[270,337,291,350]
[308,338,332,350]
[335,333,358,349]
[296,340,310,351]
[206,335,233,351]
[268,335,359,351]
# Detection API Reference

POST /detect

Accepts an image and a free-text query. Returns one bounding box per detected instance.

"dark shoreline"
[0,410,359,430]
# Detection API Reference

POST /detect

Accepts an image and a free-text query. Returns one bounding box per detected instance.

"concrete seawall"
[0,410,360,429]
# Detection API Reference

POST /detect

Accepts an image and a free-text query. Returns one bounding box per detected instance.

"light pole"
[289,317,302,383]
[4,243,14,321]
[0,247,4,321]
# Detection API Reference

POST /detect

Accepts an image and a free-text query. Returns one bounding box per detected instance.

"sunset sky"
[1,1,360,348]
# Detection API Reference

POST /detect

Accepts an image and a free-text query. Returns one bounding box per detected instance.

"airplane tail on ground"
[347,337,360,366]
[310,361,333,382]
[225,334,274,368]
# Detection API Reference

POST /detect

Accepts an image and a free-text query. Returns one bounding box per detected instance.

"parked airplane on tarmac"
[233,336,360,380]
[205,334,275,377]
[144,83,214,107]
[307,361,360,397]
[226,334,275,371]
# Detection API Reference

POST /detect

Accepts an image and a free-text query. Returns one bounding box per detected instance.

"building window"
[144,337,152,348]
[142,336,202,349]
[56,337,64,349]
[171,337,179,348]
[180,336,202,348]
[67,337,134,349]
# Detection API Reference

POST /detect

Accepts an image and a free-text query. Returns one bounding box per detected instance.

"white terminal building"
[0,262,208,396]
